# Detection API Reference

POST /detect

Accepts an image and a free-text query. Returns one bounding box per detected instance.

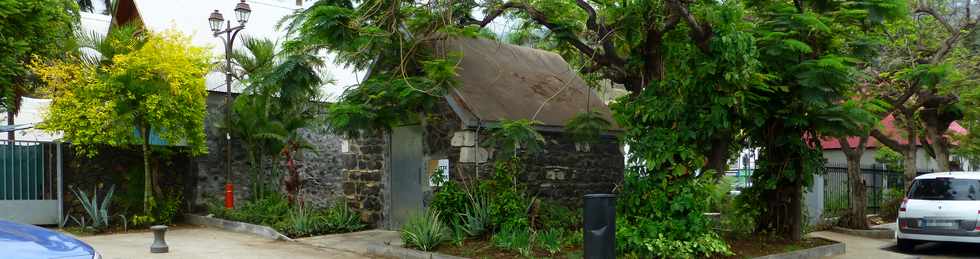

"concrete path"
[810,231,980,259]
[809,231,915,259]
[297,229,401,256]
[74,226,373,259]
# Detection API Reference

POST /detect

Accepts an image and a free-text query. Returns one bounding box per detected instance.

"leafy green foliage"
[616,175,731,258]
[491,226,535,257]
[879,188,904,219]
[228,37,325,204]
[283,0,473,136]
[430,159,531,234]
[536,228,565,255]
[538,200,581,230]
[207,194,365,237]
[874,146,905,172]
[480,160,532,231]
[459,192,491,237]
[0,0,79,113]
[484,119,545,158]
[564,111,612,144]
[33,28,210,214]
[71,185,115,232]
[401,210,450,251]
[429,169,468,225]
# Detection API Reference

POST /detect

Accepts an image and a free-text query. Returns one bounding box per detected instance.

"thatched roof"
[433,37,617,131]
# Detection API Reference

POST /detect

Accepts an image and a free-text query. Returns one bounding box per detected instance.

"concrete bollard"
[150,225,169,253]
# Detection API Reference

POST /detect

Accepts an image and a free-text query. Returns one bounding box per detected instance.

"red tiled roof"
[820,115,966,150]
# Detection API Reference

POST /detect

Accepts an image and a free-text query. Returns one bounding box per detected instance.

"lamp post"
[208,0,251,209]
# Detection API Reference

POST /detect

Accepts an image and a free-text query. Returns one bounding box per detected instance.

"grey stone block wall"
[191,92,346,210]
[341,131,389,228]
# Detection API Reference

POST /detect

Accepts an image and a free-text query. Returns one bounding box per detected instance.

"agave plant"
[70,185,115,231]
[400,210,449,251]
[460,192,490,237]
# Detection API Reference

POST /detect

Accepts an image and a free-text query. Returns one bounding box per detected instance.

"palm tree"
[228,38,326,204]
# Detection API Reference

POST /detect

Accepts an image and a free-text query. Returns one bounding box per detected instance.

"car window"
[909,178,980,200]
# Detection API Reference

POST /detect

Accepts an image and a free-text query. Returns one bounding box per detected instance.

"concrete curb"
[364,243,468,259]
[752,239,845,259]
[182,214,292,241]
[832,226,895,239]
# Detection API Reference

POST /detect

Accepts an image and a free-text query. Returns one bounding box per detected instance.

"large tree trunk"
[838,136,869,229]
[755,131,805,241]
[141,123,153,214]
[757,176,804,241]
[924,125,950,171]
[844,155,868,229]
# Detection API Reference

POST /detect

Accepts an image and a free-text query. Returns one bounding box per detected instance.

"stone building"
[343,37,625,229]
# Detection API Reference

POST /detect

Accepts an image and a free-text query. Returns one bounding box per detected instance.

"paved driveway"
[74,226,372,259]
[810,231,980,259]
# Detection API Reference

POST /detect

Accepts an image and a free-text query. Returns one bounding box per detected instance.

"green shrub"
[449,225,467,246]
[707,177,735,212]
[460,192,491,237]
[492,226,534,257]
[280,205,321,237]
[536,228,564,255]
[722,194,759,236]
[429,170,469,225]
[321,202,366,233]
[401,210,449,251]
[616,176,732,258]
[479,159,532,231]
[879,187,904,220]
[539,201,580,230]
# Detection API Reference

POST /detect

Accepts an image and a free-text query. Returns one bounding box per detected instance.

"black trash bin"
[583,193,615,259]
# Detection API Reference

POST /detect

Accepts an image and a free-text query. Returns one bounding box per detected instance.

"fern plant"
[565,111,612,144]
[484,119,545,158]
[71,185,115,232]
[400,210,449,251]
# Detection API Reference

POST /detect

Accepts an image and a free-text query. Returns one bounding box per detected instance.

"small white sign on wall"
[430,159,450,186]
[341,139,350,153]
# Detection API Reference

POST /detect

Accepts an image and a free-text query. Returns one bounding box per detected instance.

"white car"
[896,171,980,252]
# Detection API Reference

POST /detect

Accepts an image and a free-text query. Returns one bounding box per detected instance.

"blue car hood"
[0,220,94,259]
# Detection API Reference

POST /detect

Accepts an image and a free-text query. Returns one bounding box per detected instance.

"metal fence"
[728,164,935,216]
[822,164,933,215]
[0,140,63,225]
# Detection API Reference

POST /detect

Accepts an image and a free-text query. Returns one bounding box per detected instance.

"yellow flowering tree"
[32,29,210,214]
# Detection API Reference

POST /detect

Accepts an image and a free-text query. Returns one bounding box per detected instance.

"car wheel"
[897,238,917,252]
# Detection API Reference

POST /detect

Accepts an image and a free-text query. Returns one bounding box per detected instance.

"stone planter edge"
[831,226,895,239]
[182,213,292,241]
[752,238,845,259]
[364,243,468,259]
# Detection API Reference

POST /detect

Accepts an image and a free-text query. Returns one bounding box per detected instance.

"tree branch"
[574,0,625,66]
[914,4,956,34]
[666,0,712,53]
[871,129,906,152]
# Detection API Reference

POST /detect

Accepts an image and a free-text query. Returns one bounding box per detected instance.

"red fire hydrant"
[225,183,234,209]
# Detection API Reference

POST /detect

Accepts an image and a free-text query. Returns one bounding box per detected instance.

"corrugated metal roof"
[433,37,617,130]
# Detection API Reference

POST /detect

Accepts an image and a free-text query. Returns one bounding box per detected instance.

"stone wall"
[341,131,388,228]
[431,101,625,206]
[191,92,346,210]
[446,129,624,206]
[62,145,194,217]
